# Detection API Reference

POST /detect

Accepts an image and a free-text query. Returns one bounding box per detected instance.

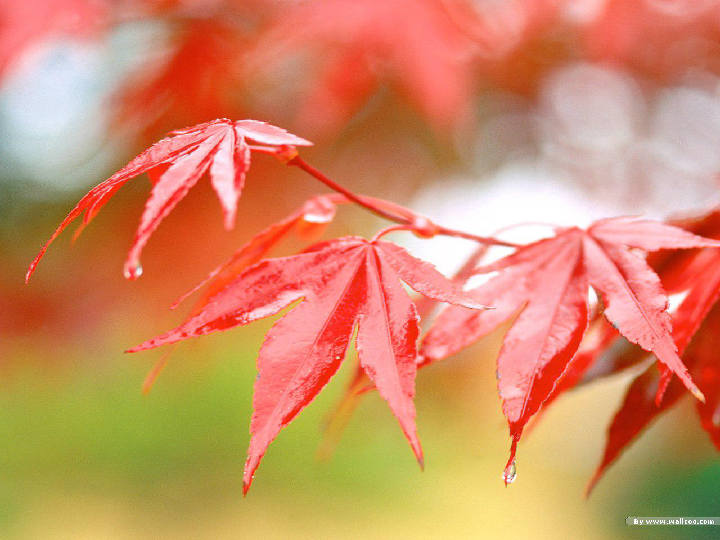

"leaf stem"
[434,225,520,248]
[287,156,412,224]
[370,225,410,242]
[283,154,521,248]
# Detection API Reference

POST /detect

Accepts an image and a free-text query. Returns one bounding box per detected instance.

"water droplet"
[502,460,517,485]
[123,262,143,280]
[335,356,341,360]
[303,213,331,224]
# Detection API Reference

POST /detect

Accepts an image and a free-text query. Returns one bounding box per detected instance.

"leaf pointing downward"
[129,236,485,493]
[582,236,703,401]
[357,249,423,466]
[498,237,588,476]
[421,217,720,476]
[587,211,720,494]
[245,253,365,494]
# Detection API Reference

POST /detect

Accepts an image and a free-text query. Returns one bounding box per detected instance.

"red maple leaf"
[547,212,720,410]
[26,118,311,282]
[588,282,720,494]
[127,236,487,493]
[420,217,720,480]
[136,194,340,395]
[142,192,428,394]
[586,209,720,493]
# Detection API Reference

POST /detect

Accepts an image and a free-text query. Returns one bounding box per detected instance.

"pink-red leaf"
[589,217,720,252]
[130,236,485,492]
[582,236,703,401]
[244,254,365,494]
[27,119,312,282]
[421,217,720,477]
[589,223,720,492]
[124,131,225,278]
[499,238,588,471]
[356,248,423,466]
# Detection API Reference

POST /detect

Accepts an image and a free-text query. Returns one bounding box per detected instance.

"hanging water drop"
[303,213,330,224]
[502,460,517,485]
[123,262,143,280]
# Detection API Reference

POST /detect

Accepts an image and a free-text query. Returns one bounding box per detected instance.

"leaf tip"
[126,339,157,353]
[243,448,263,496]
[242,466,256,496]
[222,209,237,232]
[25,254,42,284]
[502,434,519,486]
[677,370,706,404]
[407,435,425,471]
[692,386,706,403]
[585,467,604,499]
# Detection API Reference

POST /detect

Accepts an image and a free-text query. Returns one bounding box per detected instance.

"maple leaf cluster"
[10,0,720,502]
[25,114,720,495]
[574,210,720,494]
[420,218,719,481]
